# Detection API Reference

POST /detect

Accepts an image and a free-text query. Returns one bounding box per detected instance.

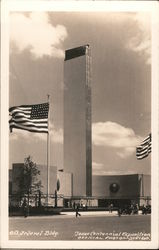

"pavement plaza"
[9,212,151,241]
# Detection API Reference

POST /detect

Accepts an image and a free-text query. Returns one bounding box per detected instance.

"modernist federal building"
[9,45,151,208]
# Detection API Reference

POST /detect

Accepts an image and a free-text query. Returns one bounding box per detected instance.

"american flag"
[9,102,49,133]
[136,133,151,160]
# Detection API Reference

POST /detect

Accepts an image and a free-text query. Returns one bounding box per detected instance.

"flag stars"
[30,103,49,119]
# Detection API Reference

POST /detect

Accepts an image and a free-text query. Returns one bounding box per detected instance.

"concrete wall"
[138,174,151,197]
[64,46,92,196]
[57,171,72,197]
[12,163,24,194]
[143,175,151,197]
[10,163,151,204]
[37,165,57,194]
[92,174,140,198]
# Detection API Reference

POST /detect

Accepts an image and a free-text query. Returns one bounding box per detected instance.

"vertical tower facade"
[64,45,92,197]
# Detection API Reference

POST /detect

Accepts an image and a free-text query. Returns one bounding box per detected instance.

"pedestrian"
[75,204,81,217]
[73,202,76,211]
[23,198,29,218]
[109,203,113,213]
[82,203,86,211]
[85,204,88,211]
[142,205,147,215]
[118,207,122,217]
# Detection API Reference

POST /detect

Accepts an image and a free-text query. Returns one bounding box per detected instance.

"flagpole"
[47,94,50,206]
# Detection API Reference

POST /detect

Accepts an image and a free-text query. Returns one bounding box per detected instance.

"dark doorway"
[98,199,131,208]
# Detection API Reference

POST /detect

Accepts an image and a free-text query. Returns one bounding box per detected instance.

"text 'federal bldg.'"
[64,45,92,197]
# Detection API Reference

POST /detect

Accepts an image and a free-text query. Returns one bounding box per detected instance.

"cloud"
[92,161,139,176]
[93,169,138,176]
[92,121,142,159]
[92,161,104,175]
[92,161,137,175]
[10,12,68,58]
[92,162,140,175]
[126,12,151,64]
[9,129,30,141]
[92,161,104,169]
[9,122,63,144]
[49,123,63,144]
[10,120,142,159]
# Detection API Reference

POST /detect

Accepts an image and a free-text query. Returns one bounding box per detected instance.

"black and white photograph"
[1,0,159,249]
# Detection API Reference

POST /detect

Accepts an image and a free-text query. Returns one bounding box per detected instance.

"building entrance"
[98,199,131,208]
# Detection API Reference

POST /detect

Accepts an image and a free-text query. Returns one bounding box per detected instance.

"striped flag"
[136,133,151,160]
[9,102,49,133]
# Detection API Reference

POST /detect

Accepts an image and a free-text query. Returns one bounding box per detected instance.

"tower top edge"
[65,44,90,61]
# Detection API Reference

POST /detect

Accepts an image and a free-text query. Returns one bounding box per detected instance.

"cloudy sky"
[9,10,151,175]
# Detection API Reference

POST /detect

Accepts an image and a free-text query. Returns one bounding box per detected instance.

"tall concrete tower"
[64,45,92,197]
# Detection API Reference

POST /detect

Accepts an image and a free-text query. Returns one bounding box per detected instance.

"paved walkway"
[61,211,118,216]
[61,210,143,216]
[10,210,144,219]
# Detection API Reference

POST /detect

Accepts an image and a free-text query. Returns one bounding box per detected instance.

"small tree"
[17,156,42,206]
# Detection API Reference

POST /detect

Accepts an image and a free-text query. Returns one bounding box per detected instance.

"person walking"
[23,198,29,218]
[142,205,147,215]
[118,206,122,217]
[109,203,113,213]
[73,202,76,210]
[75,204,81,217]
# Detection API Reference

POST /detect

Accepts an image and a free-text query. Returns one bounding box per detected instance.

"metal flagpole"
[47,94,50,206]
